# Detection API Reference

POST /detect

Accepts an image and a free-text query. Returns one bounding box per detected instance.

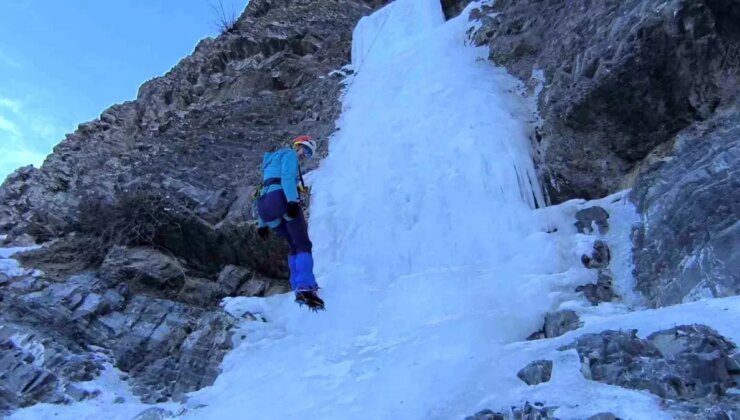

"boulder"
[216,264,252,295]
[516,360,553,385]
[100,246,186,294]
[544,310,581,338]
[576,270,617,305]
[177,278,225,307]
[238,277,270,297]
[527,309,581,340]
[134,407,174,420]
[587,414,619,420]
[581,240,610,270]
[574,206,610,235]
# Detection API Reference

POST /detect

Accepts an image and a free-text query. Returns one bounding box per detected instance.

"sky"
[0,0,249,181]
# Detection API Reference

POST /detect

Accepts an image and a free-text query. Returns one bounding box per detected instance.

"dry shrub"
[77,186,178,264]
[210,0,239,34]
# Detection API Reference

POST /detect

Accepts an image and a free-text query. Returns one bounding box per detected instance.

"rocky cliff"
[467,0,739,308]
[0,0,384,413]
[459,1,740,417]
[470,0,739,203]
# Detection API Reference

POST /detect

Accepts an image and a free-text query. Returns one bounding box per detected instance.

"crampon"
[294,290,325,312]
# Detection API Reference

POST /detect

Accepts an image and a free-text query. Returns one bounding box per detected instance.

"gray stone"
[62,384,99,402]
[238,277,269,297]
[465,408,505,420]
[727,352,740,373]
[574,206,610,235]
[631,109,740,307]
[559,325,739,418]
[264,280,291,297]
[516,360,553,385]
[216,265,251,295]
[134,407,174,420]
[100,246,185,294]
[177,278,225,307]
[465,402,557,420]
[581,240,610,270]
[576,270,618,306]
[587,414,619,420]
[511,402,558,420]
[544,310,581,338]
[5,233,35,247]
[527,309,582,340]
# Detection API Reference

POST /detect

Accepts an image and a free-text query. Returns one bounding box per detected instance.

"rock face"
[0,270,236,411]
[631,109,740,307]
[468,0,740,308]
[470,0,739,203]
[560,325,740,418]
[0,324,100,412]
[0,0,385,413]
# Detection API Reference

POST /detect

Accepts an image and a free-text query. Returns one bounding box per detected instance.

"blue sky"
[0,0,249,181]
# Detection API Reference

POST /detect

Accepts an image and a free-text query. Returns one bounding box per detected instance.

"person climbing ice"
[255,135,325,311]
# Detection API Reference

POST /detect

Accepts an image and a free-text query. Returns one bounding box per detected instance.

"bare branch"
[209,0,239,34]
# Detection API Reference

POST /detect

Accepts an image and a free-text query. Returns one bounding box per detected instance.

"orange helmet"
[292,135,317,158]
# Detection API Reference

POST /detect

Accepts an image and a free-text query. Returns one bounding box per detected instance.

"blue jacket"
[258,147,300,227]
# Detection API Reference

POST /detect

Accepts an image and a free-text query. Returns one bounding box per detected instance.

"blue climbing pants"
[257,190,318,291]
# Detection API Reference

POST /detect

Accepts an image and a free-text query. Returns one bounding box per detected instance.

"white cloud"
[0,97,21,114]
[0,114,21,138]
[0,145,45,180]
[0,97,67,180]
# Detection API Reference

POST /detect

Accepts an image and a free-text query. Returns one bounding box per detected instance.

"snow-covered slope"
[8,0,740,419]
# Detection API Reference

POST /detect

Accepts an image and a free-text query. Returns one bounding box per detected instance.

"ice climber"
[256,135,325,311]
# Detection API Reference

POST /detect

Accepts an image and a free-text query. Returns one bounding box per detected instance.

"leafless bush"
[77,186,177,264]
[210,0,239,34]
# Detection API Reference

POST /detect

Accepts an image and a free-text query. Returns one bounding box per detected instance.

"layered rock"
[467,0,740,308]
[631,109,740,306]
[559,325,740,418]
[470,0,739,202]
[0,269,237,410]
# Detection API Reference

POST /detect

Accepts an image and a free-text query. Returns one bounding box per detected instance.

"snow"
[7,0,740,419]
[0,245,42,277]
[10,363,180,420]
